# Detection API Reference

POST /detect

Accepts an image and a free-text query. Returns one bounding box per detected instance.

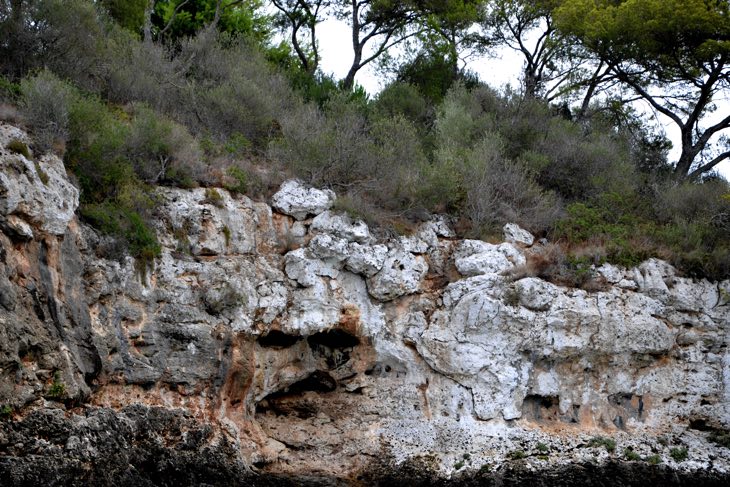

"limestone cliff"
[1,123,729,485]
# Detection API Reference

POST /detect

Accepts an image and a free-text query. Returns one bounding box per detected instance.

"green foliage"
[646,454,662,465]
[125,103,201,185]
[588,436,616,453]
[33,161,49,185]
[6,139,30,159]
[19,70,75,152]
[81,202,161,266]
[553,0,730,179]
[624,448,641,461]
[222,225,232,247]
[154,0,272,45]
[454,460,465,470]
[0,405,12,420]
[204,187,224,207]
[0,75,20,101]
[508,450,527,460]
[100,0,148,34]
[224,166,249,195]
[225,133,252,156]
[536,442,550,453]
[372,82,432,130]
[47,371,66,398]
[708,431,730,449]
[669,447,688,462]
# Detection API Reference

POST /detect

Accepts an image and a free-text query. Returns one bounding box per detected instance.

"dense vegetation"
[0,0,728,280]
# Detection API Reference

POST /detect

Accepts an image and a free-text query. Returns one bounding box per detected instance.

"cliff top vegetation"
[0,0,728,280]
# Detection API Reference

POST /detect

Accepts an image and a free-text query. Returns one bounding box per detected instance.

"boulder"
[271,179,335,220]
[503,223,534,246]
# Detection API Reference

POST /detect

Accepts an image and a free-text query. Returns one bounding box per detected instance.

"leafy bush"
[588,436,616,452]
[81,202,161,266]
[47,371,66,398]
[6,139,30,158]
[669,447,688,462]
[372,82,432,131]
[624,447,641,461]
[19,70,75,152]
[125,103,201,185]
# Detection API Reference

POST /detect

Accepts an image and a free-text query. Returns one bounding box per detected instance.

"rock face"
[0,124,729,485]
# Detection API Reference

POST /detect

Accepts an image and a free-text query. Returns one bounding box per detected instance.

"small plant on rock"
[670,447,688,462]
[508,449,527,460]
[0,405,12,420]
[646,454,662,465]
[6,139,30,158]
[537,442,550,453]
[204,187,224,207]
[624,447,641,461]
[34,160,49,185]
[48,371,66,398]
[588,436,616,452]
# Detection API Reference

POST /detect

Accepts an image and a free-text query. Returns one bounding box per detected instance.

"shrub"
[508,450,527,460]
[224,165,249,195]
[0,405,12,420]
[646,454,662,465]
[6,139,30,159]
[372,82,432,130]
[588,436,616,452]
[669,447,688,462]
[33,161,50,185]
[19,70,76,152]
[270,92,374,187]
[0,75,20,101]
[124,103,201,185]
[47,371,66,398]
[624,447,641,461]
[81,201,161,268]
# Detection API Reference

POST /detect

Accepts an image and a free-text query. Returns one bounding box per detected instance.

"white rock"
[256,281,289,324]
[308,234,350,264]
[271,179,335,220]
[503,223,534,246]
[398,222,440,254]
[514,277,558,311]
[0,127,79,236]
[310,211,371,243]
[453,240,524,276]
[160,188,256,256]
[596,263,623,284]
[346,243,388,277]
[367,248,428,301]
[4,215,34,239]
[635,258,675,296]
[284,248,339,287]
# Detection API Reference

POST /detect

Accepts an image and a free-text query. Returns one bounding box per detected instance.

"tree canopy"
[554,0,730,179]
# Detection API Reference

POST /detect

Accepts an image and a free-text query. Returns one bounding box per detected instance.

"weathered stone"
[0,125,79,235]
[271,179,335,220]
[346,242,388,277]
[453,240,525,276]
[1,126,729,484]
[503,222,534,246]
[310,210,371,243]
[366,248,428,301]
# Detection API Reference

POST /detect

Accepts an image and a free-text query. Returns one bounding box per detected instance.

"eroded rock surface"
[0,125,729,485]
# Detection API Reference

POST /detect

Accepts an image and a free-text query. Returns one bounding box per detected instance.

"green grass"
[588,436,616,452]
[670,447,688,462]
[6,139,31,159]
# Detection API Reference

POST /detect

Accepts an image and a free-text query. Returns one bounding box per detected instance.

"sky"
[315,18,730,181]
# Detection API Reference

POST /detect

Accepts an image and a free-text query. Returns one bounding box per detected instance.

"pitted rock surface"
[0,125,729,484]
